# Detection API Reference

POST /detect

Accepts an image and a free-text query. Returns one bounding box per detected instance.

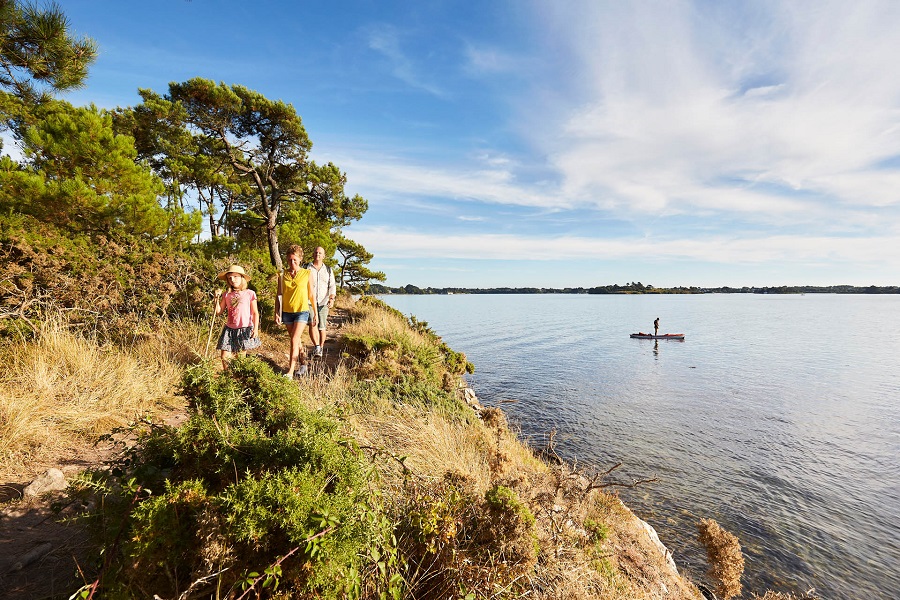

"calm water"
[381,294,900,600]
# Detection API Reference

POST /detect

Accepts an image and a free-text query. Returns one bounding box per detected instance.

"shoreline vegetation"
[371,283,900,295]
[1,296,692,598]
[2,293,818,599]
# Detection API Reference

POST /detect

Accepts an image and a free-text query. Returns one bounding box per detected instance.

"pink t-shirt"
[223,289,257,329]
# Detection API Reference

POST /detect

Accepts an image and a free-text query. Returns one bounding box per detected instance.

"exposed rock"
[637,516,679,574]
[23,468,67,497]
[462,387,483,411]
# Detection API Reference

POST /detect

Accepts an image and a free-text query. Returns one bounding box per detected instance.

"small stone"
[23,468,67,497]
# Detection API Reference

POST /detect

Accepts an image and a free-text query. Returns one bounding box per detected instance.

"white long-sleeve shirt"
[308,263,336,306]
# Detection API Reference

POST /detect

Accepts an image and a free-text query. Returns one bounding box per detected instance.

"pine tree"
[0,0,97,102]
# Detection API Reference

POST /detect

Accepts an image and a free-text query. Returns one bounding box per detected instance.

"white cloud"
[324,0,900,240]
[463,44,524,75]
[318,1,900,285]
[351,226,900,268]
[516,0,900,224]
[334,153,563,209]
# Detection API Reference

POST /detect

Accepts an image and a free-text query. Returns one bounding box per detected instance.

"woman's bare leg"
[285,322,304,375]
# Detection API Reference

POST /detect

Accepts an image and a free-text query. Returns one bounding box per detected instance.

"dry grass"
[0,317,193,481]
[698,518,745,599]
[2,295,708,599]
[291,344,701,599]
[357,403,529,492]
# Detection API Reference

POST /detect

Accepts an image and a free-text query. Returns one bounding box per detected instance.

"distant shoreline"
[371,283,900,295]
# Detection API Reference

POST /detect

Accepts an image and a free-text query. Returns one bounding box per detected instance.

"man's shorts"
[282,311,310,325]
[315,304,330,330]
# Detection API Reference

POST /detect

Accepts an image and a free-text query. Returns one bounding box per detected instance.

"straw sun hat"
[217,265,250,281]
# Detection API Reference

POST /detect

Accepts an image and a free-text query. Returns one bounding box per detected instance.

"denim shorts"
[282,311,310,325]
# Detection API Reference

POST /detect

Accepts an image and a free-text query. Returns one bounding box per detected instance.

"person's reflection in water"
[653,339,659,358]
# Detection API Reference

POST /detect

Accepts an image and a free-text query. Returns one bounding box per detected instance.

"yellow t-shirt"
[282,269,311,312]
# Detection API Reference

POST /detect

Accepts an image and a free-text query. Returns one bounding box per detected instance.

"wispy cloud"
[334,153,562,209]
[522,0,900,227]
[462,44,525,75]
[366,25,445,97]
[317,1,900,247]
[351,226,900,268]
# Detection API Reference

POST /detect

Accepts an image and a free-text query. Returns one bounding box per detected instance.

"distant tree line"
[370,282,900,295]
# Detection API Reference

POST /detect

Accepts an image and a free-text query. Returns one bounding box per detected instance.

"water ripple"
[383,294,900,600]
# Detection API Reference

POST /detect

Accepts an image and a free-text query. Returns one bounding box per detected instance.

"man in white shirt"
[307,246,337,357]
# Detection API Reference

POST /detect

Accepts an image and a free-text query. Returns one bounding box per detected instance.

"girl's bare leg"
[220,349,232,370]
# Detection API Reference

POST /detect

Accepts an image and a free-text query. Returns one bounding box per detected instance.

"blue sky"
[15,1,900,287]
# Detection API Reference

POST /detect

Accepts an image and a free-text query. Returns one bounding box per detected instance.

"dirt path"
[0,307,352,599]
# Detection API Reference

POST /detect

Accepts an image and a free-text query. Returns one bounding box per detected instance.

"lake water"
[381,293,900,600]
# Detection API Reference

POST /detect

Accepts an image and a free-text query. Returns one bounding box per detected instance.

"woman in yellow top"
[275,244,318,378]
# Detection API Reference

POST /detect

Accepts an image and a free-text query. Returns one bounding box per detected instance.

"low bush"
[81,357,391,599]
[343,296,473,389]
[351,376,475,423]
[395,476,538,599]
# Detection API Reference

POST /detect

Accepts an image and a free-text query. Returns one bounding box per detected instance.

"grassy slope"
[1,295,704,599]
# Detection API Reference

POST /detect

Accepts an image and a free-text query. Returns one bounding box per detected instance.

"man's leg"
[316,305,329,356]
[308,321,320,352]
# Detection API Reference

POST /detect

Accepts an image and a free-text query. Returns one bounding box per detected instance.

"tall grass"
[0,317,193,480]
[341,296,471,387]
[3,297,713,599]
[301,299,703,599]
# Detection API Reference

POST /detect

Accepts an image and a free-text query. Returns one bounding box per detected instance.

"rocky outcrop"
[638,516,680,574]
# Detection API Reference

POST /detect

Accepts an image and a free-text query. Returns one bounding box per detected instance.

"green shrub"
[0,213,211,341]
[584,517,610,543]
[352,376,474,423]
[394,478,538,599]
[87,357,389,598]
[482,484,539,566]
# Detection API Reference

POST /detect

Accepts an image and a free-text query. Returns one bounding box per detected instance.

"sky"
[13,0,900,287]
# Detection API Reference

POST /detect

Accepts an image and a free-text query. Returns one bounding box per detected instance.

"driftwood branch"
[358,444,417,479]
[581,462,658,499]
